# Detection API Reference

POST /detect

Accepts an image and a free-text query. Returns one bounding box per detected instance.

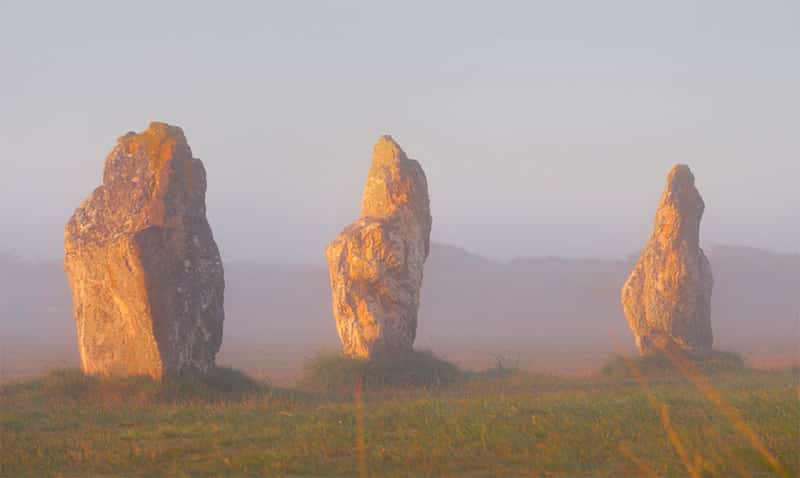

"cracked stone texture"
[325,136,432,359]
[621,164,713,356]
[64,122,225,379]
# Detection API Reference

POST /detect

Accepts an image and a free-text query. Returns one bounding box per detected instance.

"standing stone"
[621,164,713,356]
[325,136,432,359]
[64,122,225,379]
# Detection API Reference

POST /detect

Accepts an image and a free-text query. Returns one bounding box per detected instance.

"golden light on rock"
[621,164,713,356]
[64,122,225,379]
[325,136,432,359]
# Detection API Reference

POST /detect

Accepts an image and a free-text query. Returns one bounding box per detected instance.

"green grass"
[0,358,797,477]
[0,367,271,406]
[297,349,467,395]
[600,350,747,378]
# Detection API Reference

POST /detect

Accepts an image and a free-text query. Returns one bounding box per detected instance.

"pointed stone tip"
[377,133,397,145]
[659,162,705,230]
[667,164,694,185]
[373,134,407,163]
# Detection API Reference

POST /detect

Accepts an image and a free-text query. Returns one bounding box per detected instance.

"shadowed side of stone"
[325,136,432,359]
[621,164,713,356]
[64,122,225,380]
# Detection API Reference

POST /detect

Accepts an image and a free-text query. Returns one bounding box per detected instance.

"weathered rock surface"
[64,122,225,379]
[621,164,713,356]
[325,136,432,359]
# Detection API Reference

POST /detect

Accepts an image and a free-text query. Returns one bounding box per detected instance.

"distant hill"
[419,243,798,372]
[1,244,797,382]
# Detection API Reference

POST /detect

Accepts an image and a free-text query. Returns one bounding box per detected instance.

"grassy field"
[0,352,797,477]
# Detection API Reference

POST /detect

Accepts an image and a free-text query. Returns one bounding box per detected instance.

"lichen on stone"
[325,136,432,360]
[64,122,225,380]
[621,164,713,356]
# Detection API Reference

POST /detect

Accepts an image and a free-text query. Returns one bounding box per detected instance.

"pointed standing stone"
[621,164,713,356]
[325,136,432,359]
[64,122,225,379]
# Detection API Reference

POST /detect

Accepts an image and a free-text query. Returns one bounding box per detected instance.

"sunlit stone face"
[621,164,713,356]
[325,136,432,359]
[64,122,225,379]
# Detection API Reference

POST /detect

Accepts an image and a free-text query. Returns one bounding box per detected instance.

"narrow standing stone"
[325,136,432,359]
[621,164,713,356]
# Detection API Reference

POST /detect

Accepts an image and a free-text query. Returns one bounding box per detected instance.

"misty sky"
[1,1,797,263]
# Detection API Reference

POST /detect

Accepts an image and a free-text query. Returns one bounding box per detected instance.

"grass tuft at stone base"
[0,366,267,406]
[600,350,746,378]
[297,349,466,394]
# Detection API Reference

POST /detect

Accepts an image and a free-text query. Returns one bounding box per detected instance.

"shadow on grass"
[600,350,746,379]
[0,366,294,406]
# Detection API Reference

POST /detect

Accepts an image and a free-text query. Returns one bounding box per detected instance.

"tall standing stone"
[325,136,432,359]
[64,122,225,379]
[621,164,713,356]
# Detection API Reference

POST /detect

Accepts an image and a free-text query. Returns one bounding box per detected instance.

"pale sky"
[1,1,797,263]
